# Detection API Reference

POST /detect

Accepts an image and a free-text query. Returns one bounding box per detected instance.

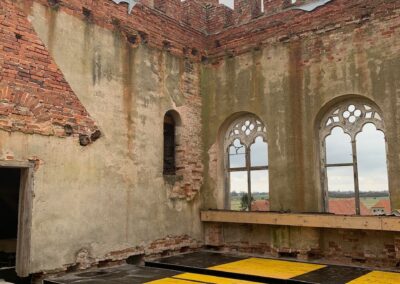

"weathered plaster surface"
[2,0,400,274]
[0,2,203,273]
[202,16,400,212]
[201,10,400,266]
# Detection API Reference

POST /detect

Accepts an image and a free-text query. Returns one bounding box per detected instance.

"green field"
[360,196,388,209]
[230,198,241,211]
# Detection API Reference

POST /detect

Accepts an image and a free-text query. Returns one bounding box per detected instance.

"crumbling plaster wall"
[0,2,203,273]
[201,5,400,266]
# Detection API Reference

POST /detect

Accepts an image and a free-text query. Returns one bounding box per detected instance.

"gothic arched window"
[320,101,390,215]
[225,115,269,211]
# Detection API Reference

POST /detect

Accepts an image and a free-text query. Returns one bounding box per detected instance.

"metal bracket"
[112,0,138,14]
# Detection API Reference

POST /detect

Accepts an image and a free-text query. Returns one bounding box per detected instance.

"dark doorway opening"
[0,168,21,268]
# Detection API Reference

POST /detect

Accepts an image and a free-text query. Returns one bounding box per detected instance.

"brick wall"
[32,0,207,59]
[11,0,399,60]
[205,223,400,268]
[208,0,400,56]
[0,0,214,144]
[9,0,396,63]
[3,0,400,273]
[47,234,202,273]
[182,0,208,33]
[0,1,99,143]
[166,60,203,201]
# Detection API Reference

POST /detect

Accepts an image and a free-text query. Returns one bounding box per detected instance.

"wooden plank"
[381,218,400,231]
[0,160,34,276]
[200,211,400,232]
[16,166,34,277]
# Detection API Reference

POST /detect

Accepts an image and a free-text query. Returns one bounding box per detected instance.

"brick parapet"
[16,0,400,61]
[140,0,317,35]
[27,0,320,47]
[35,0,400,59]
[206,0,400,57]
[136,0,317,35]
[28,0,207,60]
[3,0,400,141]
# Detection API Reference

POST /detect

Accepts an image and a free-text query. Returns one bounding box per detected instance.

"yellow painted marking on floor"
[176,272,263,283]
[209,258,326,279]
[145,277,200,284]
[347,271,400,284]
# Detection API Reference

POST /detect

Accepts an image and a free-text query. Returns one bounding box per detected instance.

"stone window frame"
[319,100,388,215]
[224,114,268,210]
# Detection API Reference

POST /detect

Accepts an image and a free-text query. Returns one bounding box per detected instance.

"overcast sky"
[219,0,234,9]
[326,123,388,192]
[229,123,389,196]
[229,137,269,194]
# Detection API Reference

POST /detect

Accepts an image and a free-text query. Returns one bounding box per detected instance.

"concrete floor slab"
[149,252,245,268]
[43,265,180,284]
[45,252,400,284]
[147,251,400,284]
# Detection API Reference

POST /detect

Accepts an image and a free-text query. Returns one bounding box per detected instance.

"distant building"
[251,200,270,211]
[329,199,370,215]
[371,199,391,215]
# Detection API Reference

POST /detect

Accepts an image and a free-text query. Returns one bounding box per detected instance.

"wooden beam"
[200,210,400,232]
[381,217,400,231]
[16,167,34,277]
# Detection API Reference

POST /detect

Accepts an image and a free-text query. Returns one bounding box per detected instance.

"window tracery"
[322,103,384,138]
[225,115,269,211]
[320,101,389,216]
[225,116,267,149]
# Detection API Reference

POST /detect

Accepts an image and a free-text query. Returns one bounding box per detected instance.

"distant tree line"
[328,191,389,198]
[232,191,388,198]
[231,191,269,199]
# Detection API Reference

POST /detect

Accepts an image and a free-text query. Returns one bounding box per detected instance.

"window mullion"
[226,148,231,210]
[352,139,361,215]
[246,146,252,211]
[321,137,328,213]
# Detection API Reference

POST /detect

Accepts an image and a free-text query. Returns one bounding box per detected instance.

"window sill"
[200,210,400,232]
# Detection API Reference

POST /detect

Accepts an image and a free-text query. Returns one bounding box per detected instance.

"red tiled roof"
[328,198,370,215]
[251,200,269,211]
[372,199,391,214]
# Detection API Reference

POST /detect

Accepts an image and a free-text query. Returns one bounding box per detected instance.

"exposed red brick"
[0,1,99,142]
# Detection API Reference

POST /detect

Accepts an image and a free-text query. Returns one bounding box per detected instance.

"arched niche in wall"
[163,110,181,176]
